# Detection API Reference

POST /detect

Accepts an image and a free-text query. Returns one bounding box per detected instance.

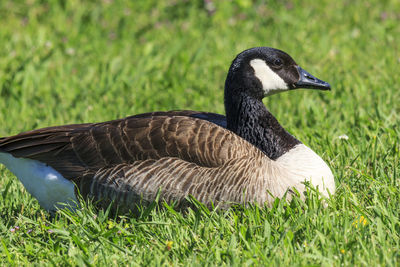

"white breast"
[275,144,335,197]
[0,152,77,212]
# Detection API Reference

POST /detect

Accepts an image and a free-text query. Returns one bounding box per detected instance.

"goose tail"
[0,137,6,153]
[0,136,4,149]
[0,137,10,164]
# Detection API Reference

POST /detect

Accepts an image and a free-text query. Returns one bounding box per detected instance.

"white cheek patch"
[250,59,288,95]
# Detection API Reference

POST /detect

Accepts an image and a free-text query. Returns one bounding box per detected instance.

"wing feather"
[0,111,302,211]
[0,112,253,184]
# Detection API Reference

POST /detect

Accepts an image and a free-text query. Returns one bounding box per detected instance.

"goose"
[0,47,335,213]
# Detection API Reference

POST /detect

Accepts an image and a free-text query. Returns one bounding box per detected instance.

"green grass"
[1,0,399,265]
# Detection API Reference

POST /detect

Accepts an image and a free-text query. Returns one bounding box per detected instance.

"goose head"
[224,47,331,159]
[225,47,331,99]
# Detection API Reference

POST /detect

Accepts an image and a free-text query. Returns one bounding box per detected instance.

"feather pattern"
[0,114,301,211]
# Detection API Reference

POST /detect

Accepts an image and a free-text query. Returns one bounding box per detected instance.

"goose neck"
[224,90,301,160]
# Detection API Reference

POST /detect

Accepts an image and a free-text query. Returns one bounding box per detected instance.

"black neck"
[225,90,301,160]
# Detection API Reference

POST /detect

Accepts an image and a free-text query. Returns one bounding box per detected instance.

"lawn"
[0,0,399,265]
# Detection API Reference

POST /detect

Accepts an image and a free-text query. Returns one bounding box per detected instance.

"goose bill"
[293,66,331,90]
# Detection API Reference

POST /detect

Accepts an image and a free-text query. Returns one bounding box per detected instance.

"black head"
[225,47,331,99]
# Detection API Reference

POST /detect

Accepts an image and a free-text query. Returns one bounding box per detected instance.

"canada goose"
[0,47,335,213]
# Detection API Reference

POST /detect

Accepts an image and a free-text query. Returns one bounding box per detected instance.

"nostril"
[305,74,315,80]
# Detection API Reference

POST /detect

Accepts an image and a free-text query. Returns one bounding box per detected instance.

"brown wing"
[0,112,253,184]
[134,110,227,128]
[0,112,299,210]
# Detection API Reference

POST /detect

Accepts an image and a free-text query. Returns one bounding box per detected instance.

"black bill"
[293,66,331,90]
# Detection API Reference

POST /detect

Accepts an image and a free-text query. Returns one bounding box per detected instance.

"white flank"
[275,144,335,197]
[250,59,288,95]
[0,152,77,212]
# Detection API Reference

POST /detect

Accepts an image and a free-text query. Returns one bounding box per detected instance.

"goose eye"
[274,59,283,67]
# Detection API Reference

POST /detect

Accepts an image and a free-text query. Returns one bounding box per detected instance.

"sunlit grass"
[1,0,399,265]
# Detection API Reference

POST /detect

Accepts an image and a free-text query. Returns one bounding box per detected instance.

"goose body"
[0,47,335,212]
